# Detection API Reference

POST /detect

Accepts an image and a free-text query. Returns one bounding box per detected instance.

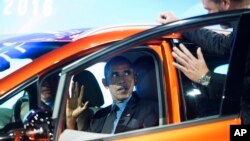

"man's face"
[202,0,228,13]
[105,61,135,103]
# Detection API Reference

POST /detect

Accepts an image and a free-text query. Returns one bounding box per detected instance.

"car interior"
[72,70,104,131]
[64,48,161,133]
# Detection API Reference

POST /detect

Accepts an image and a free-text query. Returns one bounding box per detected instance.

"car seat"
[133,56,158,102]
[72,70,104,131]
[133,56,159,126]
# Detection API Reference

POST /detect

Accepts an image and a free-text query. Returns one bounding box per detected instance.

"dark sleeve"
[182,28,233,57]
[206,72,226,99]
[241,62,250,124]
[77,108,95,131]
[241,91,250,125]
[87,107,109,133]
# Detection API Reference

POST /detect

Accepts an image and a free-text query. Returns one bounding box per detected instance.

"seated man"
[40,77,58,110]
[21,75,58,120]
[66,56,159,134]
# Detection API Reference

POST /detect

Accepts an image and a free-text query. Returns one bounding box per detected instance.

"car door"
[53,32,179,141]
[53,10,250,141]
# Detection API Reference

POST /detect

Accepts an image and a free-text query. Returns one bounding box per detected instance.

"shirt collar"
[113,94,132,110]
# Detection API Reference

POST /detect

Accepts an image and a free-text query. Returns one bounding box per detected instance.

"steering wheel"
[13,96,29,122]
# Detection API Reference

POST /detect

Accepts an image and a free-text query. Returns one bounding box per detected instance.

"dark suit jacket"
[182,28,233,57]
[207,72,226,99]
[88,92,159,133]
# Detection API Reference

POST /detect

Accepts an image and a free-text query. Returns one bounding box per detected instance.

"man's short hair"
[104,56,133,78]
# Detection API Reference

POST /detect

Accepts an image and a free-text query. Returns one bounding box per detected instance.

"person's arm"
[157,12,232,57]
[182,28,233,57]
[66,82,89,129]
[172,43,226,99]
[207,72,226,99]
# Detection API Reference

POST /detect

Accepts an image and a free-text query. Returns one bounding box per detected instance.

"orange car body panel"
[115,118,241,141]
[161,41,181,124]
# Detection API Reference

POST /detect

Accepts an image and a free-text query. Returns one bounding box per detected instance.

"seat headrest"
[134,56,158,102]
[73,70,104,107]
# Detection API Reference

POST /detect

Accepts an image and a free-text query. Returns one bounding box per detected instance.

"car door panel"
[110,116,241,141]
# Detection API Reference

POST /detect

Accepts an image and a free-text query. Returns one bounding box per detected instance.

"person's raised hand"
[157,11,179,24]
[172,43,209,83]
[66,81,89,129]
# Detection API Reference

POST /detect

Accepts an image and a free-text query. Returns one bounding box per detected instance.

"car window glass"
[64,49,160,134]
[176,23,232,120]
[0,91,24,108]
[0,85,33,130]
[39,72,60,112]
[86,62,112,107]
[214,64,228,74]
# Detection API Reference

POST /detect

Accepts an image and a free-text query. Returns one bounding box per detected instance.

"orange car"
[0,10,250,141]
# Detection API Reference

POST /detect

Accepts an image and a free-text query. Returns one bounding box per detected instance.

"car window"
[0,91,25,129]
[174,24,232,120]
[0,91,24,109]
[214,64,228,74]
[0,82,36,130]
[39,72,60,112]
[0,72,60,131]
[63,49,161,134]
[86,62,112,107]
[85,52,160,108]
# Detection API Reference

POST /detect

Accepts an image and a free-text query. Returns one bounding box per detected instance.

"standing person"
[66,56,158,134]
[158,0,250,123]
[158,0,250,99]
[158,0,250,93]
[158,0,250,57]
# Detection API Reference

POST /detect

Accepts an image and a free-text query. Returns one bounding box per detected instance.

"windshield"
[0,42,68,79]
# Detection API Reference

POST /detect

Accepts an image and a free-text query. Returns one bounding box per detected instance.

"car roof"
[0,24,156,97]
[0,28,91,43]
